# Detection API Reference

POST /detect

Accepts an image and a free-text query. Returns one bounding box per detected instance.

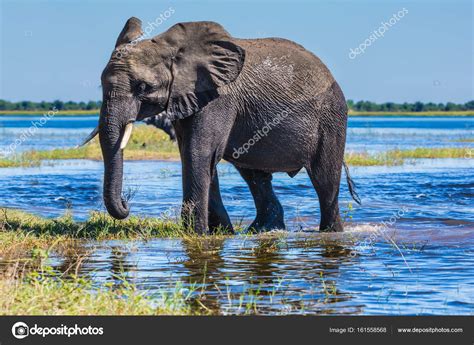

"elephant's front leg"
[176,105,235,234]
[208,172,233,234]
[181,155,212,234]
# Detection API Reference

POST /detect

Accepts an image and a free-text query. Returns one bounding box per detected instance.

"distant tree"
[86,101,98,110]
[0,100,9,110]
[346,99,354,110]
[413,101,424,112]
[465,101,474,110]
[52,100,64,111]
[444,102,457,111]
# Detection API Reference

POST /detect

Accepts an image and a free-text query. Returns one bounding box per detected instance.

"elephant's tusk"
[120,123,134,149]
[77,126,99,148]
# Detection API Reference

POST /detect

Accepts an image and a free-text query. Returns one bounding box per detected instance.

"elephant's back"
[232,37,336,98]
[223,38,347,173]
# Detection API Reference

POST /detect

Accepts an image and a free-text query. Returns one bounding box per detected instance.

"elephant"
[81,18,360,234]
[144,113,176,141]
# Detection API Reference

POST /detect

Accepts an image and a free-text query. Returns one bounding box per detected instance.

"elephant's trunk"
[99,106,130,220]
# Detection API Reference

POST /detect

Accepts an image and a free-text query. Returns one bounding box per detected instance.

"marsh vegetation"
[0,125,471,168]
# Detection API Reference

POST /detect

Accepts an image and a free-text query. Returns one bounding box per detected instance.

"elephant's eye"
[138,82,147,93]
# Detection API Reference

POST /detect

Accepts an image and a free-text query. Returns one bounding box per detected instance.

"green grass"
[0,266,194,315]
[385,147,471,159]
[0,125,179,168]
[23,125,179,161]
[345,147,471,166]
[1,208,187,240]
[344,152,404,166]
[0,157,39,168]
[0,208,237,259]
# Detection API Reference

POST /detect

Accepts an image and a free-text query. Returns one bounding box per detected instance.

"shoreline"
[1,147,472,169]
[1,110,473,116]
[348,110,474,116]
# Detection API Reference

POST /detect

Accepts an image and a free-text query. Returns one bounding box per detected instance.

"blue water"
[0,115,473,315]
[0,115,472,154]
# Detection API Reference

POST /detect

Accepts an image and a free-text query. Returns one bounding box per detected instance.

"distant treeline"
[0,100,102,111]
[347,100,474,112]
[1,99,473,112]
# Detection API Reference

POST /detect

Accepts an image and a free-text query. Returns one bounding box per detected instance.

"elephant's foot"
[319,215,343,232]
[209,221,234,234]
[248,210,285,233]
[248,220,285,233]
[208,209,234,234]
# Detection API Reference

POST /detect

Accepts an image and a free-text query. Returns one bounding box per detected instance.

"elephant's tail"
[343,160,361,205]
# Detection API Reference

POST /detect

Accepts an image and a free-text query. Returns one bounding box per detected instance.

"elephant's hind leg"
[306,137,344,232]
[236,167,285,232]
[208,172,234,234]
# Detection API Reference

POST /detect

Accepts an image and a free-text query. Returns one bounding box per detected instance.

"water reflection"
[167,235,360,314]
[1,229,473,315]
[55,244,90,278]
[181,237,226,312]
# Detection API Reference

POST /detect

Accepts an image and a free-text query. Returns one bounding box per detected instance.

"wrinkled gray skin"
[99,18,353,234]
[145,114,176,141]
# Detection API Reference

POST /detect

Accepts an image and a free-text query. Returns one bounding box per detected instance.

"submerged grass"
[0,125,178,168]
[344,147,471,166]
[0,157,40,168]
[385,147,470,159]
[344,152,404,166]
[23,125,179,161]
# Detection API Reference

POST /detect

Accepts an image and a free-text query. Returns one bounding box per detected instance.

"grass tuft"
[344,152,404,166]
[0,208,237,259]
[344,147,471,166]
[385,147,470,159]
[0,267,194,315]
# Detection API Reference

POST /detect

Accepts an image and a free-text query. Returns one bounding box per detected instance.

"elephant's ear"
[155,22,245,119]
[115,17,143,48]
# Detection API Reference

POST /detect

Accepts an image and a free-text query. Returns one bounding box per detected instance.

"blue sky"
[1,0,472,103]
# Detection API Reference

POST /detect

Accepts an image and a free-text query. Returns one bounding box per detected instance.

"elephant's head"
[83,18,245,219]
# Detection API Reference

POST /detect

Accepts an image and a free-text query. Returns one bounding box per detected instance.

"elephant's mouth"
[136,99,169,122]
